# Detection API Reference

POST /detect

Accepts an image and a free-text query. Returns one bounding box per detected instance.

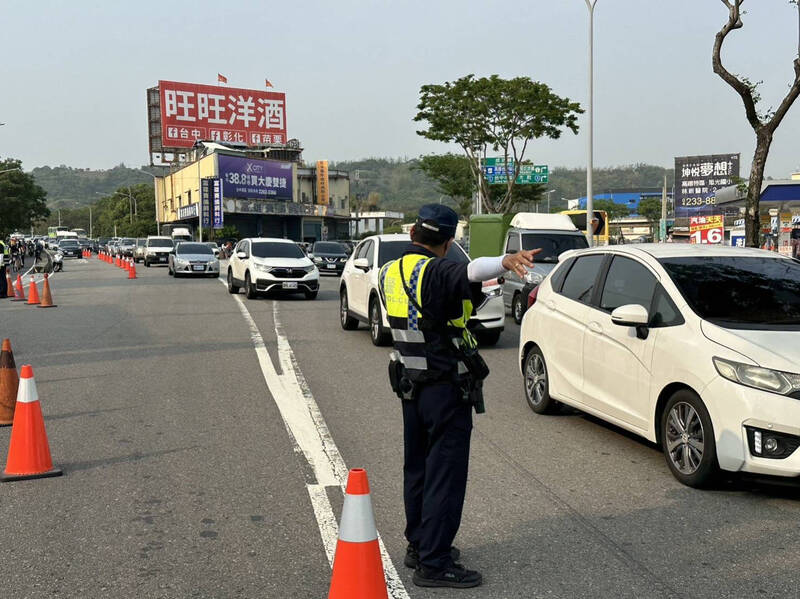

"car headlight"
[524,271,544,285]
[303,265,317,273]
[254,263,272,273]
[713,357,800,396]
[207,260,217,267]
[482,286,503,298]
[313,256,322,263]
[339,257,347,263]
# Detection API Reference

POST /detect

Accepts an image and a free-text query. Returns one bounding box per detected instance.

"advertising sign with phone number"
[689,215,724,244]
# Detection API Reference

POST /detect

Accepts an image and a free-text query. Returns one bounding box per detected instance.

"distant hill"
[30,164,158,208]
[30,158,675,214]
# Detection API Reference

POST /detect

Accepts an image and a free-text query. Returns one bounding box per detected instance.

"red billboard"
[158,80,287,148]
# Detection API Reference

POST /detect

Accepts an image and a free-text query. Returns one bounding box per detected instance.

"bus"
[48,226,69,239]
[72,228,87,238]
[560,210,610,245]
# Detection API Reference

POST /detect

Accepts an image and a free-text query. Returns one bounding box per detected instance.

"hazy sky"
[2,0,799,177]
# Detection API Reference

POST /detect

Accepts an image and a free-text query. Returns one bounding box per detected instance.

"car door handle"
[588,321,603,334]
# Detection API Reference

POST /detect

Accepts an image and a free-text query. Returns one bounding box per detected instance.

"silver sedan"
[168,242,220,278]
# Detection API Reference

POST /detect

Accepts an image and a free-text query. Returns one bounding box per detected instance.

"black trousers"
[0,265,6,298]
[402,381,472,571]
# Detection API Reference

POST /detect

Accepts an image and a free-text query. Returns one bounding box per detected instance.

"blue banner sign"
[217,154,293,201]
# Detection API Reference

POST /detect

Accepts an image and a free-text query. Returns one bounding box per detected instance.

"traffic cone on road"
[128,260,137,279]
[26,277,40,305]
[1,364,62,482]
[0,339,18,427]
[11,275,26,302]
[328,468,388,599]
[37,274,57,308]
[5,271,13,299]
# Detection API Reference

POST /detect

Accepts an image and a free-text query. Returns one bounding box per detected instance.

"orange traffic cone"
[38,273,57,308]
[0,339,18,426]
[11,275,26,302]
[328,468,388,599]
[1,365,62,482]
[128,260,137,279]
[5,271,12,299]
[26,277,40,305]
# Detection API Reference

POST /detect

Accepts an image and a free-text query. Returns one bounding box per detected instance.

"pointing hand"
[502,249,542,278]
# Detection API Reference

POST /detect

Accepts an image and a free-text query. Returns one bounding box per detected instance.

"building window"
[187,190,192,205]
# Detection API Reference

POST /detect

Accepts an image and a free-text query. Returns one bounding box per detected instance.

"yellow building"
[156,145,351,241]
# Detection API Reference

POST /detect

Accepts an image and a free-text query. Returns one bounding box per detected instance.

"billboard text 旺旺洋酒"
[159,80,287,148]
[218,155,293,201]
[674,153,739,218]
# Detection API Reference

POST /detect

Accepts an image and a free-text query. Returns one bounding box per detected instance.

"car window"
[650,286,684,328]
[363,241,375,265]
[506,233,520,253]
[550,257,575,292]
[176,243,213,255]
[600,256,657,312]
[354,240,370,260]
[559,254,606,304]
[520,233,589,263]
[251,242,304,258]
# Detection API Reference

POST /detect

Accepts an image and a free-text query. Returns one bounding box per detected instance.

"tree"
[592,199,630,222]
[415,153,475,218]
[637,197,662,223]
[414,74,582,214]
[489,183,547,212]
[713,0,800,247]
[0,158,49,236]
[93,183,156,237]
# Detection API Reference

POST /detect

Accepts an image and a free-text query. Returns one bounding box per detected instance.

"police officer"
[0,239,8,298]
[379,205,539,589]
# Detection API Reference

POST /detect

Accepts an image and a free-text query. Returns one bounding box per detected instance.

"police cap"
[417,204,458,238]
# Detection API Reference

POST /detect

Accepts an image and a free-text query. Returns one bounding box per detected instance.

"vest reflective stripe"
[392,329,425,343]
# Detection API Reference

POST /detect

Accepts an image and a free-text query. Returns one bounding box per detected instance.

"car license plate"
[192,265,204,271]
[282,282,298,289]
[326,264,337,269]
[159,257,166,262]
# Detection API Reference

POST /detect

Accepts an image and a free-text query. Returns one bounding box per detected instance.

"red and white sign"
[689,215,724,244]
[158,80,287,148]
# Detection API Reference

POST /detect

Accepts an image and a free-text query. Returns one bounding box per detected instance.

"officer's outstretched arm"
[467,249,541,282]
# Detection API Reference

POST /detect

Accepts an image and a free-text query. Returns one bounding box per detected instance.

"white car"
[339,234,505,346]
[519,243,800,488]
[227,237,319,300]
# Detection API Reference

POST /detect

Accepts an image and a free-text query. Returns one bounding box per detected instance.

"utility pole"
[584,0,599,246]
[58,209,62,226]
[661,175,668,242]
[89,206,93,239]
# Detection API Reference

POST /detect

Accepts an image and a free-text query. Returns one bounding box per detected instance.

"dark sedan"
[310,241,349,275]
[57,238,82,258]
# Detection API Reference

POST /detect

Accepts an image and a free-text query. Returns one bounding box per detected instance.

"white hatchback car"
[227,237,319,300]
[339,234,505,346]
[519,244,800,487]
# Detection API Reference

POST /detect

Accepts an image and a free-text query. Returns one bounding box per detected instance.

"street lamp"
[546,189,557,213]
[584,0,598,246]
[139,170,162,235]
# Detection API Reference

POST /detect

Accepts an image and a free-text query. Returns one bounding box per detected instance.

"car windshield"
[59,240,78,247]
[148,238,174,248]
[313,242,347,254]
[521,233,588,263]
[377,240,469,267]
[659,256,800,328]
[137,240,146,246]
[177,243,213,255]
[251,242,304,259]
[121,238,134,244]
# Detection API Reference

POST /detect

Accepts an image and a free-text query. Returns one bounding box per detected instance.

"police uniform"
[379,206,487,587]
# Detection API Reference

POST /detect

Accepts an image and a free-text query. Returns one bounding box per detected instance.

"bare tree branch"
[766,57,800,133]
[713,0,762,130]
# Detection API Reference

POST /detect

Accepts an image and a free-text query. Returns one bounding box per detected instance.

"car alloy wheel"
[370,301,380,342]
[340,289,359,330]
[665,402,705,476]
[513,294,524,325]
[525,353,547,407]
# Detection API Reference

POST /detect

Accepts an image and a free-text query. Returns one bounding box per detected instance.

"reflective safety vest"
[0,242,8,265]
[379,253,477,383]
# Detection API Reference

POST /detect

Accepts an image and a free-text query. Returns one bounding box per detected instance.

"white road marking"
[221,280,409,598]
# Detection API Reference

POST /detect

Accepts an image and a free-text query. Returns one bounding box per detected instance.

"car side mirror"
[611,304,650,339]
[308,253,314,259]
[353,258,370,271]
[236,251,247,259]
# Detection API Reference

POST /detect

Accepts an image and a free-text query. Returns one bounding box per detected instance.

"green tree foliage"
[637,197,663,223]
[415,153,475,218]
[414,74,582,213]
[30,164,158,208]
[592,199,630,222]
[214,225,241,240]
[0,158,49,236]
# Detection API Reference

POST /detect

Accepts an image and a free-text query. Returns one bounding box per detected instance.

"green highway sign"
[482,159,548,184]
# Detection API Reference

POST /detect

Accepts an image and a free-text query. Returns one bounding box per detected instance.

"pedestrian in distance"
[378,204,540,589]
[0,239,9,298]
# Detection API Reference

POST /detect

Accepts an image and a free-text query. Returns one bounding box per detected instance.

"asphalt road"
[2,257,799,599]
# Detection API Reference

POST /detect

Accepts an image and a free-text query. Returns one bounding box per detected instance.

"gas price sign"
[689,215,724,244]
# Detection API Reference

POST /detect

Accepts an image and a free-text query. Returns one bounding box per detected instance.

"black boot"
[412,563,483,588]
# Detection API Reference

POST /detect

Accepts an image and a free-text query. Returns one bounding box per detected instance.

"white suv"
[339,234,505,346]
[227,237,319,300]
[519,243,800,488]
[144,236,175,267]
